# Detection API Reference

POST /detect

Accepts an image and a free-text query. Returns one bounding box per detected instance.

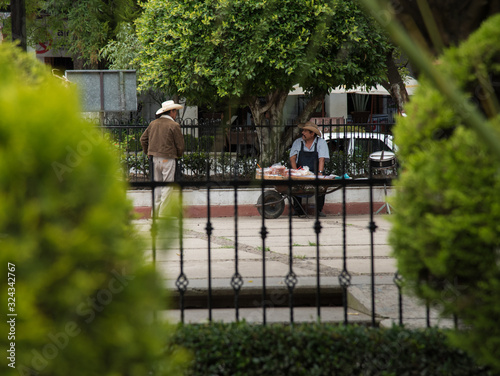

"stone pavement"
[133,214,454,328]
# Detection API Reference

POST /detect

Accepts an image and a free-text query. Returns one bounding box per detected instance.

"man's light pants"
[152,157,176,218]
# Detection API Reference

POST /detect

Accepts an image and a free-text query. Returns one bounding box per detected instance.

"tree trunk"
[296,93,325,124]
[248,90,328,165]
[381,52,409,114]
[280,92,325,154]
[10,0,27,51]
[247,89,288,165]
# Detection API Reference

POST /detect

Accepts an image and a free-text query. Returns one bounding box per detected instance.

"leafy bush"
[0,43,187,376]
[104,132,150,179]
[180,152,257,180]
[169,323,494,376]
[123,152,150,178]
[181,152,213,177]
[106,129,144,152]
[325,151,369,177]
[199,135,215,152]
[389,14,500,371]
[184,134,198,152]
[184,134,215,153]
[215,154,257,179]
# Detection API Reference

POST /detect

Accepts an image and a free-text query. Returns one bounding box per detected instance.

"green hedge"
[181,152,257,180]
[0,43,187,376]
[169,323,495,376]
[389,14,500,371]
[184,134,215,152]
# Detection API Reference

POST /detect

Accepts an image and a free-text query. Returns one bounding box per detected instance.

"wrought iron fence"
[99,119,397,184]
[96,119,459,327]
[130,173,455,327]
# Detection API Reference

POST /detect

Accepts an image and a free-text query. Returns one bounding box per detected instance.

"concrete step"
[163,276,396,325]
[169,284,344,310]
[160,307,375,325]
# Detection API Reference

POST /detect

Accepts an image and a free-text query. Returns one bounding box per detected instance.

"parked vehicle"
[322,131,397,177]
[323,131,395,154]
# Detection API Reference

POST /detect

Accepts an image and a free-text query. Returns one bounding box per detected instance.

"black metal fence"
[130,174,452,328]
[100,120,454,327]
[100,119,397,184]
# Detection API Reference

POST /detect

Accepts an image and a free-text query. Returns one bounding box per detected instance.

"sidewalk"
[134,214,453,328]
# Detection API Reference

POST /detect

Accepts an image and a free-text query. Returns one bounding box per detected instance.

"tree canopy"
[0,0,141,68]
[135,0,392,125]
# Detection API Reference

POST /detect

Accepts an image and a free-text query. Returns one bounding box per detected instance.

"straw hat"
[156,100,183,115]
[300,121,321,137]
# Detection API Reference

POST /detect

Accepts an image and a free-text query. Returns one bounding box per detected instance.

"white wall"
[137,92,197,122]
[128,186,393,206]
[325,93,348,118]
[284,92,349,123]
[283,95,298,123]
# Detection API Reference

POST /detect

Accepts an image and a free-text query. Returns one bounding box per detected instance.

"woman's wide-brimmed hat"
[156,100,183,115]
[300,121,321,137]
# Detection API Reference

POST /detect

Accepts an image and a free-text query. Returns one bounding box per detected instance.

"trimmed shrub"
[0,43,187,376]
[180,152,257,180]
[325,151,368,177]
[182,152,213,178]
[216,154,257,179]
[389,14,500,371]
[170,323,495,376]
[184,134,215,153]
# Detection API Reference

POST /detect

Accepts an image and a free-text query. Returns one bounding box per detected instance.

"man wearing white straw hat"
[140,100,185,218]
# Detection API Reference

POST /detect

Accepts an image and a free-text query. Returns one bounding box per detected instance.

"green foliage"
[16,0,142,68]
[135,0,391,163]
[325,151,369,177]
[135,0,391,103]
[216,154,258,179]
[120,152,149,179]
[182,152,213,177]
[180,152,257,180]
[184,134,215,153]
[0,43,187,375]
[0,40,51,83]
[100,22,141,69]
[104,129,150,179]
[170,322,494,376]
[389,14,500,371]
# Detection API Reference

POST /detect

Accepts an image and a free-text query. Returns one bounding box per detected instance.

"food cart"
[255,166,343,218]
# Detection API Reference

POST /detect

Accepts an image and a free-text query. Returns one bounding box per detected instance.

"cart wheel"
[257,191,285,219]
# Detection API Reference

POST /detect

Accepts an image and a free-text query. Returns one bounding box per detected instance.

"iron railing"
[100,119,397,183]
[99,119,454,327]
[130,174,451,327]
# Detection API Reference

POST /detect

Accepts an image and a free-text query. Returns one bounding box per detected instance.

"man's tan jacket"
[140,117,185,159]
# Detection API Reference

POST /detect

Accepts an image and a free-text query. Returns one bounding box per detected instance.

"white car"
[322,131,395,154]
[321,131,397,176]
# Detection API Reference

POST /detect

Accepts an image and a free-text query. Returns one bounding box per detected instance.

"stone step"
[168,284,344,310]
[160,306,376,325]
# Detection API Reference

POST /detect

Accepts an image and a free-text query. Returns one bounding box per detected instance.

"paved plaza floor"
[134,214,454,328]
